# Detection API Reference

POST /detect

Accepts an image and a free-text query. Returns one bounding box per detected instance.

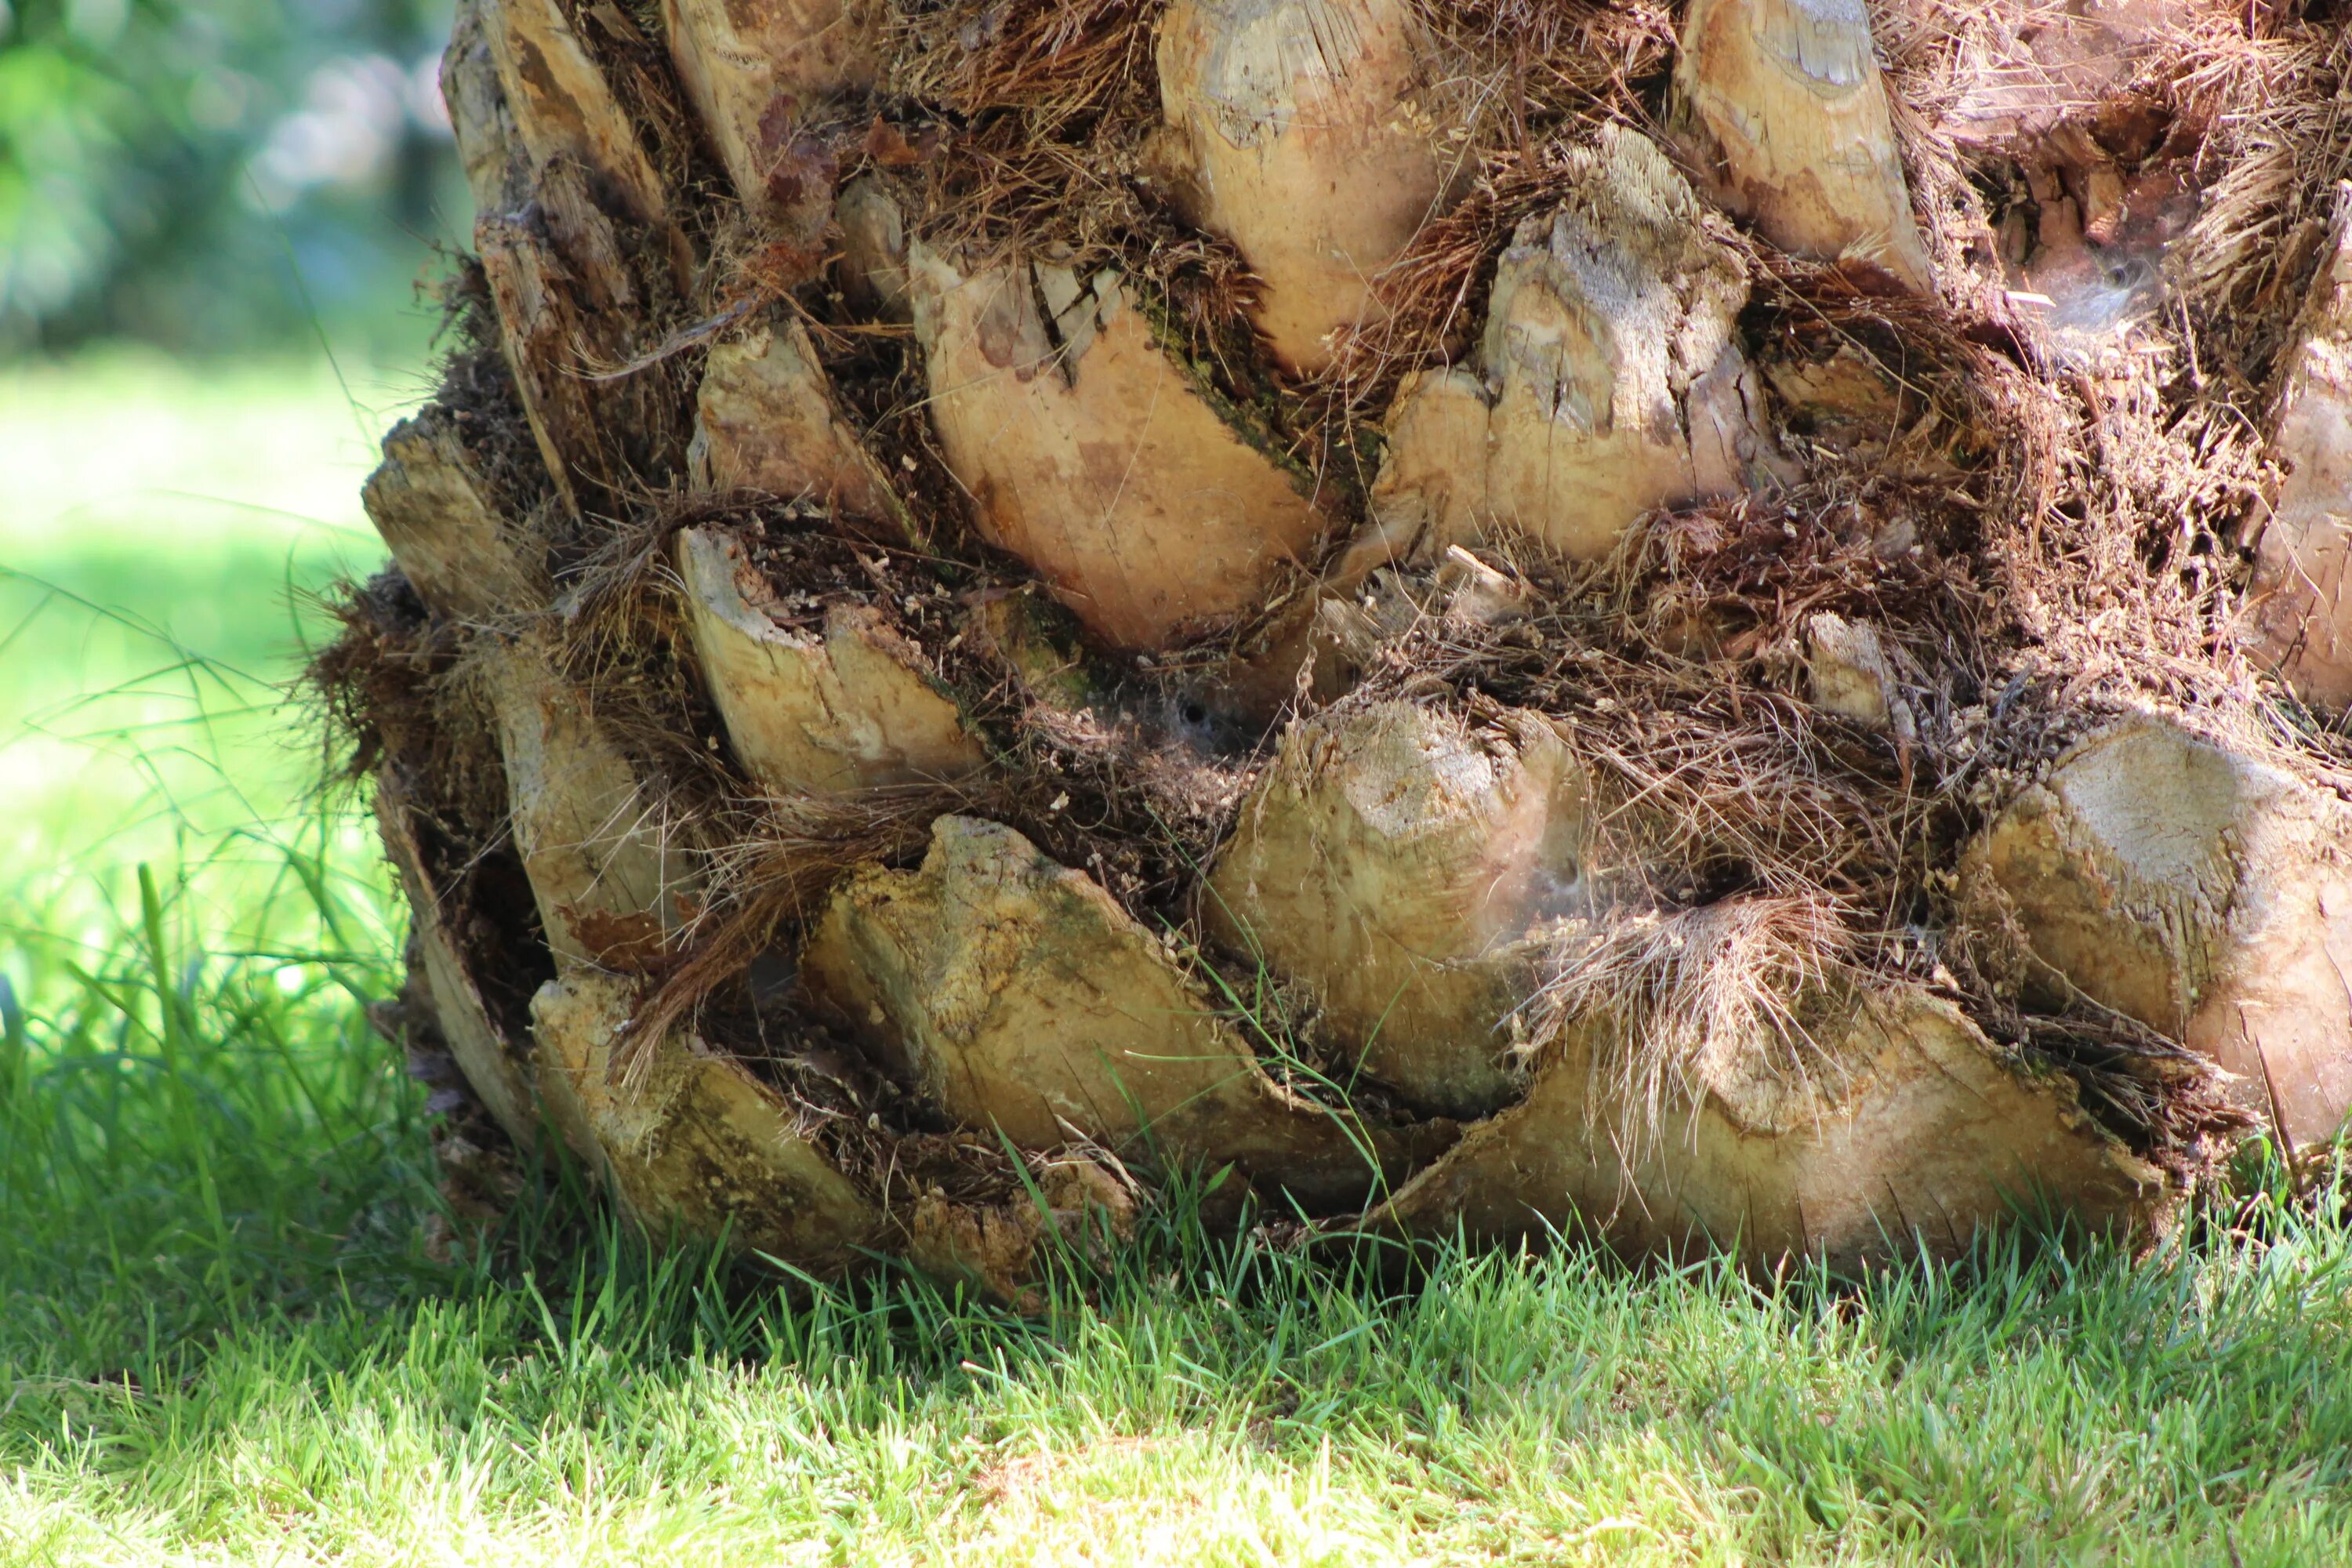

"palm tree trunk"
[336,0,2352,1294]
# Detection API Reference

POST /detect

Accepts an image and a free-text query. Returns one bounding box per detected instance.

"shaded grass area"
[5,361,2352,1566]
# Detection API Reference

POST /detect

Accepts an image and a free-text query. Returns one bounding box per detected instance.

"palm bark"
[334,0,2352,1291]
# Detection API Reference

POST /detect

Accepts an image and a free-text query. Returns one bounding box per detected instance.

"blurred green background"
[2,0,459,942]
[2,1,448,1334]
[2,0,461,356]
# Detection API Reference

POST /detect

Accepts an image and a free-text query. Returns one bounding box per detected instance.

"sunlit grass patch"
[6,1157,2349,1565]
[1,349,399,885]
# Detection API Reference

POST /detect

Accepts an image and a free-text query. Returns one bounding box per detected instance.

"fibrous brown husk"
[315,0,2352,1296]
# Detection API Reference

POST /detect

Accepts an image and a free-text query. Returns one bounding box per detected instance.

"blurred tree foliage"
[0,0,463,354]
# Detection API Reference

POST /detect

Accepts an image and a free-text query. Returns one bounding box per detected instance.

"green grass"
[1,347,403,907]
[5,355,2352,1566]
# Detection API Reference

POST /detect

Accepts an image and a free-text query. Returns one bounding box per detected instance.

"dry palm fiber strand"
[311,0,2352,1280]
